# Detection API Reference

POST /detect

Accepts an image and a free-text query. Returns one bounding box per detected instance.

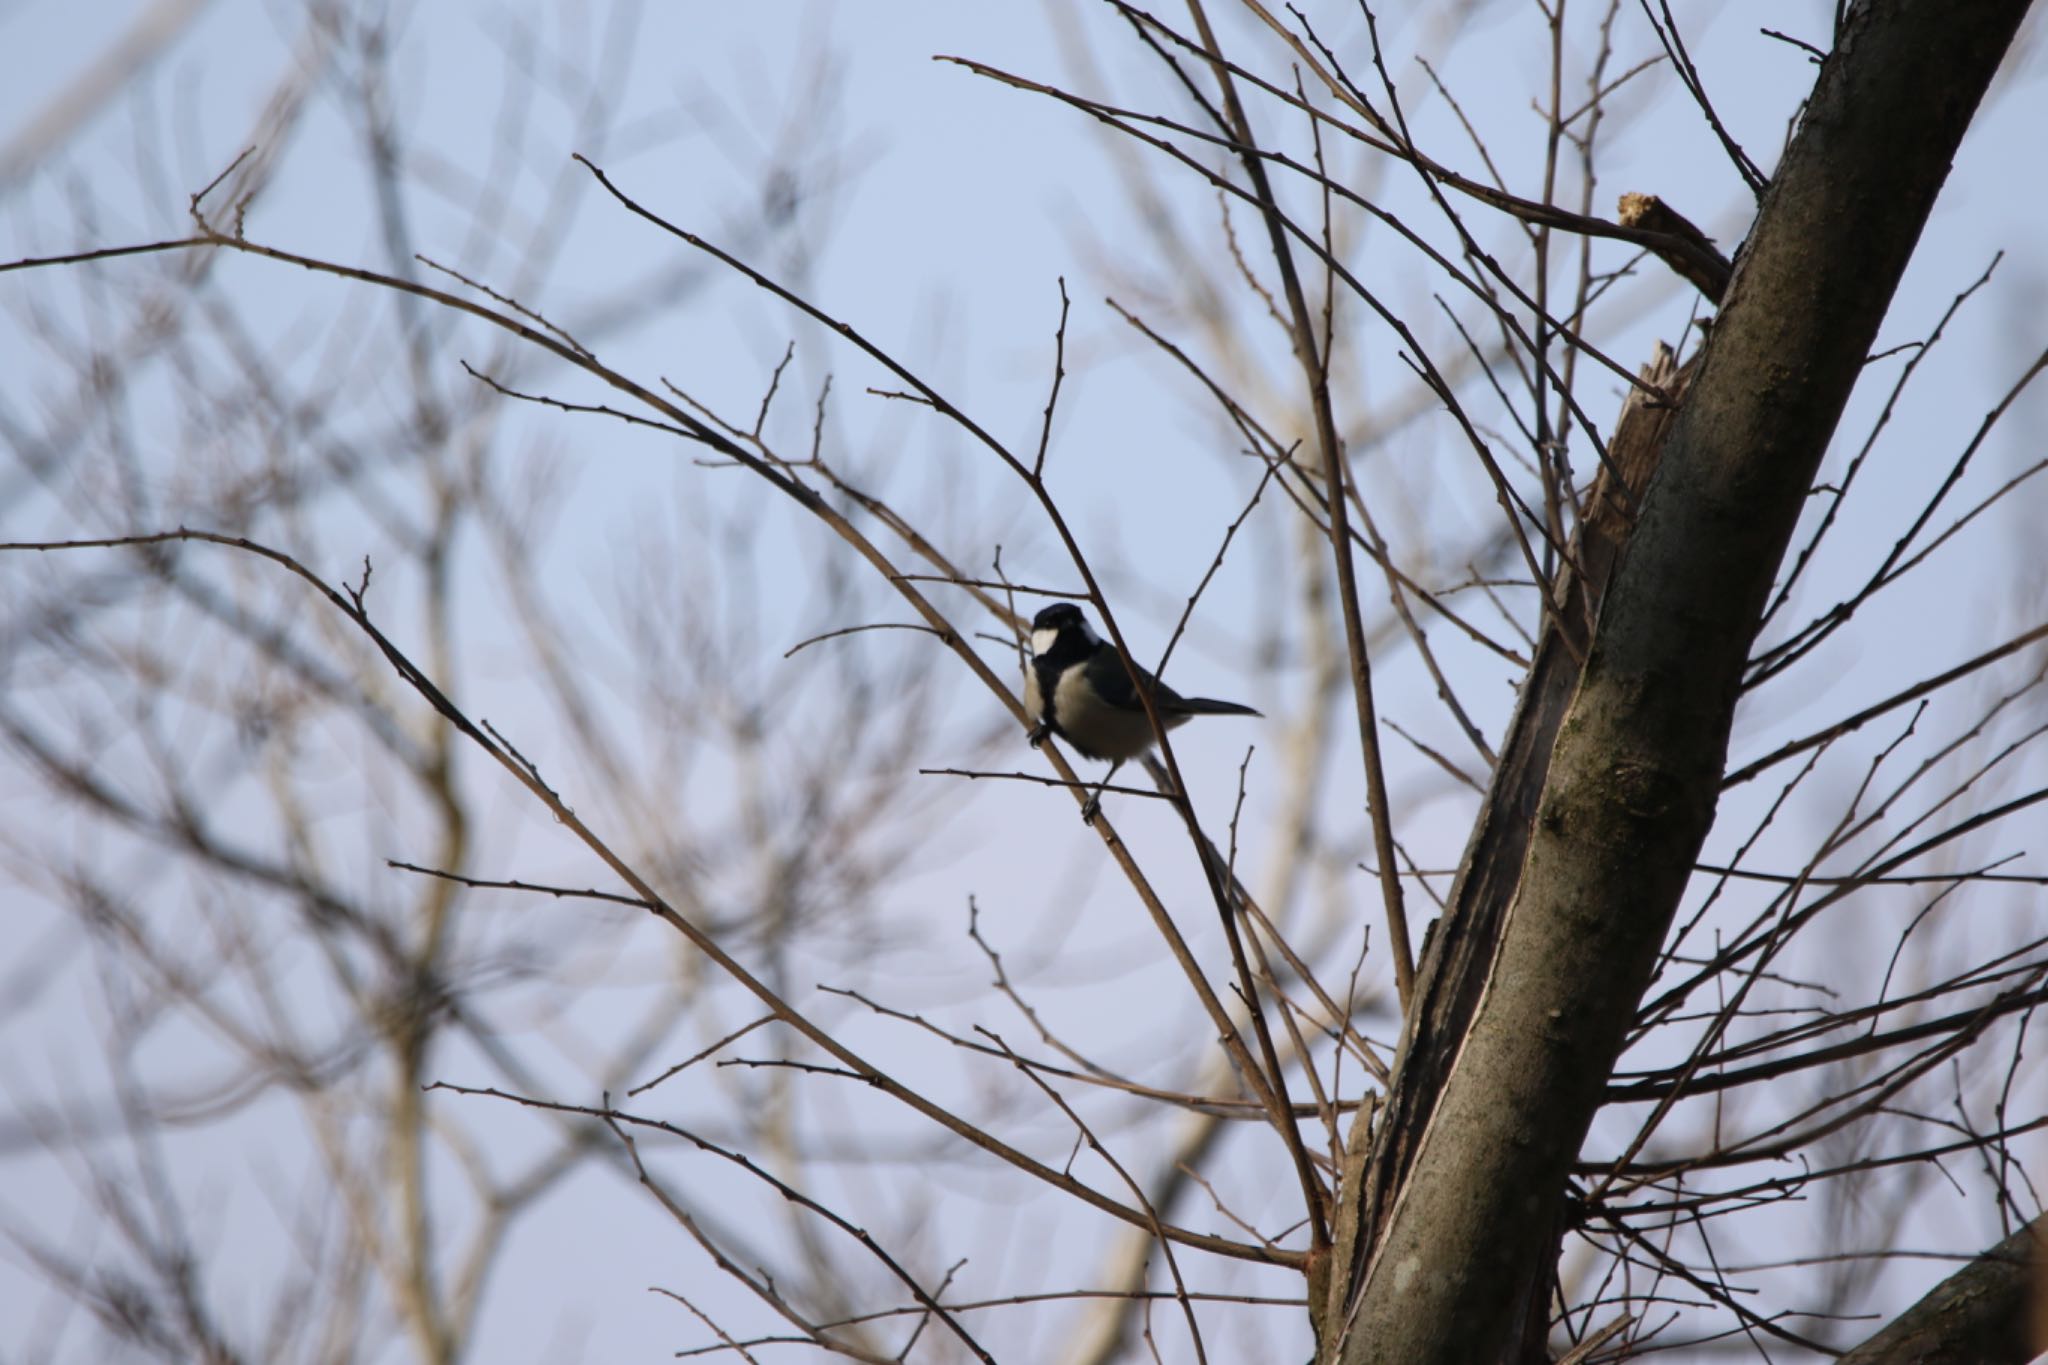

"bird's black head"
[1029,601,1098,658]
[1031,602,1083,633]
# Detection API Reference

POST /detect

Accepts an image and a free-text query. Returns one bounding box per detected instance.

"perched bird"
[1023,601,1261,820]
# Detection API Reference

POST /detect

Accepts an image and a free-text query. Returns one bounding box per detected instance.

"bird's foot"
[1080,762,1120,824]
[1027,720,1052,749]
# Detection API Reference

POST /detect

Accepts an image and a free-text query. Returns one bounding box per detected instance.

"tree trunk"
[1324,3,2038,1360]
[1836,1216,2046,1365]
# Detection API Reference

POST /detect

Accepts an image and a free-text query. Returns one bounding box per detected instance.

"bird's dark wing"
[1081,643,1259,718]
[1080,645,1177,713]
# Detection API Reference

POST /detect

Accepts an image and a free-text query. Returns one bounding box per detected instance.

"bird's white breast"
[1052,661,1163,761]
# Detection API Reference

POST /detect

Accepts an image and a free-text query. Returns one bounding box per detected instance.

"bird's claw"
[1080,793,1102,824]
[1027,720,1052,749]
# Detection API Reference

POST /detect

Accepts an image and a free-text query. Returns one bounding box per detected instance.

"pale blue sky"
[4,3,2046,1360]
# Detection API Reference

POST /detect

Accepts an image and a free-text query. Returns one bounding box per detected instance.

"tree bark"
[1326,2,2037,1361]
[1837,1217,2046,1365]
[1316,342,1689,1356]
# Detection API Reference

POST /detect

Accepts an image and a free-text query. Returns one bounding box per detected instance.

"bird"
[1022,601,1261,820]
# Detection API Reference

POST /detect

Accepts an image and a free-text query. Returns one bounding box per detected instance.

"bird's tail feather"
[1173,696,1262,718]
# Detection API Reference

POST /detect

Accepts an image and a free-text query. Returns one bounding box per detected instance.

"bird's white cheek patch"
[1031,627,1060,657]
